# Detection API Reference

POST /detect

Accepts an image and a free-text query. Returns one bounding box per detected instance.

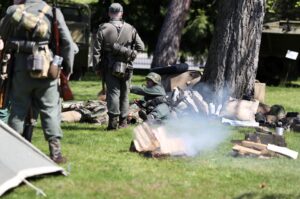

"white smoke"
[162,114,230,157]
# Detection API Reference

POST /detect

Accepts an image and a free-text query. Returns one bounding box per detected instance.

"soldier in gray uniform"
[130,72,170,122]
[93,3,145,130]
[0,0,75,163]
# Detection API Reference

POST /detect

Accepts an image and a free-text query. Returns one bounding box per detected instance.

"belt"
[7,40,49,53]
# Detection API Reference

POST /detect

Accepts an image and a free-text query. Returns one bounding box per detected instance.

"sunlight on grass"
[3,73,300,199]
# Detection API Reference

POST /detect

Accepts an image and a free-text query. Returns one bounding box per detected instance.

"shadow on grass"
[285,83,300,88]
[61,124,104,131]
[234,192,300,199]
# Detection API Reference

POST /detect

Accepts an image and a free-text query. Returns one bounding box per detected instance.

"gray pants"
[105,68,131,118]
[8,66,62,141]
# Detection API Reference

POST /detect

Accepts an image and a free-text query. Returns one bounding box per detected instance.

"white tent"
[0,120,66,196]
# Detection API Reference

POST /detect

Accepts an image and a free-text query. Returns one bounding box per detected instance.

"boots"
[107,115,119,130]
[49,137,67,164]
[119,117,128,129]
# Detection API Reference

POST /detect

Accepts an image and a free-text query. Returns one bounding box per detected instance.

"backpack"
[11,4,51,38]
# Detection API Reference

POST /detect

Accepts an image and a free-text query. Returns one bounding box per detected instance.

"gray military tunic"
[130,84,170,120]
[0,0,75,140]
[93,19,144,118]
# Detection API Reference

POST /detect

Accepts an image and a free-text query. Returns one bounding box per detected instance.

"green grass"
[3,74,300,199]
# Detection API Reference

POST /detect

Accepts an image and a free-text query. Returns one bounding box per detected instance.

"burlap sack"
[220,98,259,121]
[61,111,82,122]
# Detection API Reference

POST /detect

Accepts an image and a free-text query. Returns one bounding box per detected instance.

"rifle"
[97,73,106,101]
[52,0,74,101]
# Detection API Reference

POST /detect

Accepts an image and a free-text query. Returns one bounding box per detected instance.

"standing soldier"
[0,0,75,163]
[93,3,145,130]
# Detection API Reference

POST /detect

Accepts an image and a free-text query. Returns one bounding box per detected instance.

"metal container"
[275,127,284,136]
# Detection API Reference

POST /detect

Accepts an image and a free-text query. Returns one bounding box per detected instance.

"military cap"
[109,3,123,13]
[146,72,161,85]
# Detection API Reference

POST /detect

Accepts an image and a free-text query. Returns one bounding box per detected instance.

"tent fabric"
[0,120,66,196]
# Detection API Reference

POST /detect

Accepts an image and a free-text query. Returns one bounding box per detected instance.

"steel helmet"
[146,72,161,84]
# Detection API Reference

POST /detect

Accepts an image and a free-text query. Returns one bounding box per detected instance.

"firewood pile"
[131,122,187,157]
[232,132,298,159]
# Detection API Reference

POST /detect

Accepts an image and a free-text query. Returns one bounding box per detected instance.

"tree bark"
[195,0,265,103]
[151,0,191,68]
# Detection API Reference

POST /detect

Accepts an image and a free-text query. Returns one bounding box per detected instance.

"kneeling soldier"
[130,72,170,123]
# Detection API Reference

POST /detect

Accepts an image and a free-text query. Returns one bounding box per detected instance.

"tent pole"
[23,179,47,197]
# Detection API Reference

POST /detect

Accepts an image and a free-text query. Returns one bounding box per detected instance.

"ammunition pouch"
[112,43,137,62]
[112,61,133,80]
[26,45,52,79]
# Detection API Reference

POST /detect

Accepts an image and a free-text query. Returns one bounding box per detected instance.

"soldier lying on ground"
[130,72,170,123]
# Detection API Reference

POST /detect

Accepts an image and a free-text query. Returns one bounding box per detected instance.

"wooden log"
[267,144,298,159]
[133,123,159,152]
[241,141,267,151]
[232,144,262,155]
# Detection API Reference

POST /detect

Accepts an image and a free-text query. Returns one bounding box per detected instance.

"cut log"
[232,144,262,155]
[241,141,267,151]
[267,144,298,159]
[152,126,186,156]
[132,123,187,156]
[133,123,159,152]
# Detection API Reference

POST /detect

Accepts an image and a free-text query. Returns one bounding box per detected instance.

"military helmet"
[146,72,161,84]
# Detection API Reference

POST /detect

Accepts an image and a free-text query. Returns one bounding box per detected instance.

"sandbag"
[61,111,82,122]
[220,98,259,121]
[161,71,201,92]
[254,81,266,103]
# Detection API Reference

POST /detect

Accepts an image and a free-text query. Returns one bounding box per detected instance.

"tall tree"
[151,0,191,68]
[195,0,265,103]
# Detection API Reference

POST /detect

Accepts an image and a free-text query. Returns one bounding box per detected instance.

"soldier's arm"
[56,8,75,75]
[0,6,17,40]
[130,85,160,96]
[130,85,147,96]
[93,26,104,72]
[133,29,145,52]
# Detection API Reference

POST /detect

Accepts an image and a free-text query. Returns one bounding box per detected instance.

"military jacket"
[131,84,170,120]
[0,0,75,74]
[93,19,145,71]
[131,84,166,100]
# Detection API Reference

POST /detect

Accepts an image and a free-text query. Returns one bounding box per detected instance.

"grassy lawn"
[3,74,300,199]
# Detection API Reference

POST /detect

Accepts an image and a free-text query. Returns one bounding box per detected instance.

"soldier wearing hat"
[0,0,75,163]
[93,3,145,130]
[130,72,170,122]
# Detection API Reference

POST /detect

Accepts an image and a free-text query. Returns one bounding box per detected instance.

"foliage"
[2,74,300,199]
[266,0,300,21]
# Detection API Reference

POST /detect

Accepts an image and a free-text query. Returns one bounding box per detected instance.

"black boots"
[119,117,128,129]
[48,137,67,164]
[107,115,119,130]
[107,115,128,130]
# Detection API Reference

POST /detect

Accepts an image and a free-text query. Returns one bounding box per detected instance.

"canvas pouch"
[27,45,52,79]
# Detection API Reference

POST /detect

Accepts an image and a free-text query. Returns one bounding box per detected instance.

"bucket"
[275,127,284,136]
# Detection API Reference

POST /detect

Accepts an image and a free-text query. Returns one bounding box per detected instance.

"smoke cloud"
[162,114,230,157]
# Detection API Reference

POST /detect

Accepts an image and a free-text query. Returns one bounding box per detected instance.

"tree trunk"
[195,0,265,103]
[151,0,191,68]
